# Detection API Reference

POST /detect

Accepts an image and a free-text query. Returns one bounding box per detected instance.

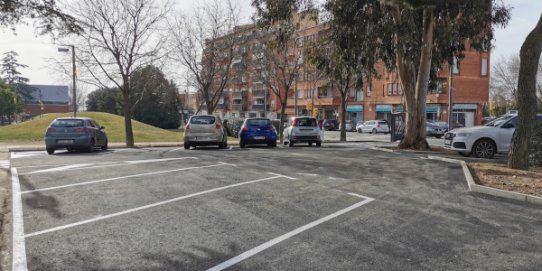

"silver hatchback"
[184,115,228,149]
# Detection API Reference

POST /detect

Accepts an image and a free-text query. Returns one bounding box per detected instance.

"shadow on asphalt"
[19,177,63,219]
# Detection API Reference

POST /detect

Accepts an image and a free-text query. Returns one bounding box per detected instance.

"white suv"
[444,113,542,159]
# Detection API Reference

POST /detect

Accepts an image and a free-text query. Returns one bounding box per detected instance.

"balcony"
[232,104,242,111]
[232,92,242,99]
[252,104,269,111]
[252,89,267,98]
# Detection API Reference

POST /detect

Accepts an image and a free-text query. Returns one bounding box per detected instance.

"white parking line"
[25,173,293,238]
[10,151,45,159]
[11,168,28,271]
[27,157,199,174]
[22,162,230,194]
[206,193,374,271]
[0,160,9,170]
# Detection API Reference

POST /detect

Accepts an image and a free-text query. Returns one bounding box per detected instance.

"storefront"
[452,103,478,128]
[346,105,363,124]
[426,104,441,121]
[376,104,393,121]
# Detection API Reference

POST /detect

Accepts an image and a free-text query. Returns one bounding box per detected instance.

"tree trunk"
[279,104,287,143]
[398,8,434,150]
[508,13,542,169]
[122,90,135,147]
[340,93,347,142]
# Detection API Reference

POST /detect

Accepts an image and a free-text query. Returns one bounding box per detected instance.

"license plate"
[444,140,451,145]
[57,140,74,144]
[195,137,210,141]
[253,136,265,140]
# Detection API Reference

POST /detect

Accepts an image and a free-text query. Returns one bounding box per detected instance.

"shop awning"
[426,104,440,113]
[453,103,478,110]
[376,104,393,112]
[346,105,363,112]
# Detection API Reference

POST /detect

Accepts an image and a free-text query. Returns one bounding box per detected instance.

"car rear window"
[51,119,84,128]
[295,118,317,127]
[378,121,387,125]
[190,116,216,125]
[246,119,271,126]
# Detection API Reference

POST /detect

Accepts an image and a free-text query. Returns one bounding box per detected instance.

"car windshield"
[51,119,84,128]
[484,115,514,127]
[295,118,317,127]
[191,116,216,125]
[246,119,271,126]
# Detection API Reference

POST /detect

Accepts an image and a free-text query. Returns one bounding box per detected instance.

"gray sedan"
[45,117,108,154]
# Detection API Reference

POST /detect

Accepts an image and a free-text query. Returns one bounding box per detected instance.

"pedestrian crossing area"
[0,160,9,170]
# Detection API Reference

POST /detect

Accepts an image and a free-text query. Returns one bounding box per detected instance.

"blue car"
[239,118,277,148]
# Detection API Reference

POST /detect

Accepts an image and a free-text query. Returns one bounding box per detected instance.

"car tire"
[472,139,496,159]
[316,141,321,147]
[309,142,313,147]
[184,143,190,150]
[88,139,95,153]
[372,128,377,134]
[271,141,277,147]
[240,140,246,148]
[101,140,108,151]
[357,128,361,133]
[289,140,294,147]
[435,135,443,139]
[458,151,472,157]
[46,148,55,155]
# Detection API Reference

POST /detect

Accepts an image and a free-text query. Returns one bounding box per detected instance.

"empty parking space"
[9,144,542,270]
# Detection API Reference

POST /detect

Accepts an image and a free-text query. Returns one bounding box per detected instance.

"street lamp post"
[58,45,77,118]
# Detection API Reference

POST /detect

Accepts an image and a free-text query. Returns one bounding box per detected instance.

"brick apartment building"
[208,13,489,128]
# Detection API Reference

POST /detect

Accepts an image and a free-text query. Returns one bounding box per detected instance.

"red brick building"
[23,85,70,117]
[210,14,489,128]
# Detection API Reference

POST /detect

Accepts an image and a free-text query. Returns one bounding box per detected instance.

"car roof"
[55,117,92,120]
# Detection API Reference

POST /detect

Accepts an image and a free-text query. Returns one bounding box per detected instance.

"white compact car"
[356,120,390,134]
[284,116,322,147]
[444,113,542,159]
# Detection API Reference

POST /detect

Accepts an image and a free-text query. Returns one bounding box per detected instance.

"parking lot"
[9,144,542,270]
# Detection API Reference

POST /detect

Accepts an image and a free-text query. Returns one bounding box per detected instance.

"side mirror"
[100,126,105,130]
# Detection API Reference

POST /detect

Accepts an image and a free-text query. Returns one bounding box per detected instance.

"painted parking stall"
[10,147,376,270]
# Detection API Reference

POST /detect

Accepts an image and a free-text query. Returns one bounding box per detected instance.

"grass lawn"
[0,112,183,143]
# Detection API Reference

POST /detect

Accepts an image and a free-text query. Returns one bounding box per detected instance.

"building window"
[481,57,488,76]
[387,83,392,96]
[249,113,257,118]
[429,79,445,94]
[366,84,372,97]
[452,57,459,75]
[318,85,329,97]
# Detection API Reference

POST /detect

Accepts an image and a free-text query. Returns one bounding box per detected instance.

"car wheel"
[289,140,294,147]
[357,128,361,133]
[240,140,246,148]
[309,142,313,147]
[372,128,377,134]
[435,135,443,139]
[46,148,55,155]
[218,141,225,149]
[88,139,95,153]
[316,141,321,147]
[224,138,228,148]
[101,139,108,151]
[184,143,190,150]
[458,151,472,157]
[473,139,496,159]
[271,141,277,148]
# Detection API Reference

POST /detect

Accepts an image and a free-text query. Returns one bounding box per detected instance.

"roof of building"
[25,84,70,104]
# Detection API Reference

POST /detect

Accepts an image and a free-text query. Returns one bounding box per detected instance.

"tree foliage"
[86,87,121,114]
[0,0,80,35]
[0,79,24,124]
[130,65,181,129]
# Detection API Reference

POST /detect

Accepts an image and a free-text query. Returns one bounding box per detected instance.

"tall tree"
[508,13,542,170]
[252,0,313,142]
[131,65,181,129]
[86,87,121,114]
[0,0,80,35]
[1,51,29,85]
[0,79,24,124]
[69,0,171,147]
[167,0,240,115]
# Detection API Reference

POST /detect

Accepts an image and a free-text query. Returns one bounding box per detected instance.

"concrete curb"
[367,146,395,153]
[427,155,542,205]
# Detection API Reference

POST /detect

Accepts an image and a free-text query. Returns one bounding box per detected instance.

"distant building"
[23,85,70,117]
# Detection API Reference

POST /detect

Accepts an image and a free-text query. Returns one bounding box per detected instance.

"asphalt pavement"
[7,144,542,270]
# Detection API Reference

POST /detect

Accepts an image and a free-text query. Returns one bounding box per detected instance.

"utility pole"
[448,55,455,131]
[58,45,77,117]
[294,77,298,116]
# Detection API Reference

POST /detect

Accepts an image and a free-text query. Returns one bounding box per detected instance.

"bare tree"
[167,0,240,115]
[256,33,302,143]
[67,0,170,147]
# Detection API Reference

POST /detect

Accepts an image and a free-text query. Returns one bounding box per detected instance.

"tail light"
[74,127,88,133]
[241,126,248,133]
[46,128,56,134]
[216,123,222,129]
[185,124,190,130]
[292,118,297,127]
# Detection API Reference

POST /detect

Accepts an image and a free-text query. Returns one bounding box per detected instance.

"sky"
[0,0,540,90]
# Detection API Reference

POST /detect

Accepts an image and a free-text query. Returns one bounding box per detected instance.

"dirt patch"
[468,162,542,197]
